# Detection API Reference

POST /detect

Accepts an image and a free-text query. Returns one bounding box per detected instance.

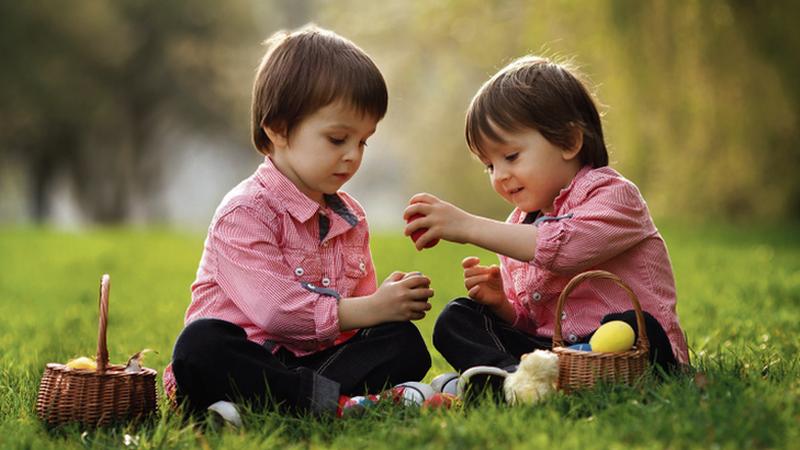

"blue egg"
[567,343,592,352]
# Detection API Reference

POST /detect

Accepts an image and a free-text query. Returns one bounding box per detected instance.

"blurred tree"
[321,0,799,222]
[0,0,259,222]
[608,0,799,220]
[2,0,797,224]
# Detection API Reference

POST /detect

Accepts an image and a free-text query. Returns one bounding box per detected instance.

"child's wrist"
[459,213,480,244]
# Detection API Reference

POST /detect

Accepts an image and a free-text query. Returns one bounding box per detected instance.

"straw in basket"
[36,274,158,427]
[552,270,650,392]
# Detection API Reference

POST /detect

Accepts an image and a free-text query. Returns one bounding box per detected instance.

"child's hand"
[373,271,434,322]
[403,193,473,250]
[462,256,506,308]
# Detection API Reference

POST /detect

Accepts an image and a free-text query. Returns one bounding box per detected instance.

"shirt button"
[321,277,331,287]
[294,267,304,277]
[561,311,567,320]
[567,333,578,343]
[359,262,366,272]
[322,241,329,247]
[531,291,542,302]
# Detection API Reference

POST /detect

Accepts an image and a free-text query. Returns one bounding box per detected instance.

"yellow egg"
[589,321,635,352]
[65,356,97,371]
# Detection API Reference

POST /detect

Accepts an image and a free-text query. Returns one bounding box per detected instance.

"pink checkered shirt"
[501,166,689,364]
[164,156,377,399]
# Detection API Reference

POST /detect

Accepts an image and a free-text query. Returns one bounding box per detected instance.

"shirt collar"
[551,165,592,211]
[255,156,358,225]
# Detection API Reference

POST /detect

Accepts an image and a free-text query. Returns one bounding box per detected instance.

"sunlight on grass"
[0,224,798,449]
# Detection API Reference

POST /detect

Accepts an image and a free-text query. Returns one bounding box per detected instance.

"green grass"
[1,223,799,449]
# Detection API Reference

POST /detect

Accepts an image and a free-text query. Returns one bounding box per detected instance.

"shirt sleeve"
[533,177,656,275]
[211,206,340,347]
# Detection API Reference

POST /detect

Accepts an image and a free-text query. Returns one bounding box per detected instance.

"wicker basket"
[552,270,650,392]
[36,274,158,427]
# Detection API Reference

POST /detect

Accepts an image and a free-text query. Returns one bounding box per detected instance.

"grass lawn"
[1,223,798,449]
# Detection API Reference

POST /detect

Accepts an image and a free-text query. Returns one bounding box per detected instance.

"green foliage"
[320,0,800,221]
[1,225,799,448]
[0,0,260,221]
[2,1,799,222]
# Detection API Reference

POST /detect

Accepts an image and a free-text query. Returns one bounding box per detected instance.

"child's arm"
[532,177,656,274]
[403,193,539,262]
[338,272,434,330]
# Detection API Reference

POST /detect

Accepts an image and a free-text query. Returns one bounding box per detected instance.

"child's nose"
[342,146,360,162]
[492,165,510,181]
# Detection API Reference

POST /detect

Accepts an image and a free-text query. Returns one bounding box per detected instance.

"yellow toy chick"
[504,350,560,405]
[65,356,97,371]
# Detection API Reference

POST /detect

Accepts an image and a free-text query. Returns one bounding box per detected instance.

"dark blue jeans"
[171,318,431,416]
[433,297,677,373]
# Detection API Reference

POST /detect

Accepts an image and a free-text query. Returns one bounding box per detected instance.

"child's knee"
[433,298,476,342]
[382,321,431,377]
[173,318,243,362]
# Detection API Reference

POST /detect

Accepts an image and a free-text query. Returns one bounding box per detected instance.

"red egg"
[422,393,459,410]
[407,214,439,248]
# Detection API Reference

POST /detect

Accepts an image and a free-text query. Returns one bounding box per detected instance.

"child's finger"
[463,265,489,278]
[410,288,434,300]
[401,274,431,288]
[409,300,432,312]
[408,192,437,206]
[468,285,482,299]
[464,274,492,289]
[409,311,426,321]
[403,214,429,236]
[461,256,480,269]
[414,231,438,251]
[403,201,433,221]
[385,271,405,282]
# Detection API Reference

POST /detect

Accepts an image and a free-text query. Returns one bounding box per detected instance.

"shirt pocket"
[284,249,324,283]
[343,253,368,279]
[337,252,367,293]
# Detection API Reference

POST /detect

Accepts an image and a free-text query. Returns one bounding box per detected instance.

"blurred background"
[1,0,798,230]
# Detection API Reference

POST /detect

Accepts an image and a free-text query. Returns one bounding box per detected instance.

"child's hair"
[251,25,388,155]
[465,55,608,168]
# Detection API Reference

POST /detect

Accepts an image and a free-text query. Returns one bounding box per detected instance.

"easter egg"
[567,343,592,352]
[422,393,459,410]
[65,356,97,371]
[589,321,635,352]
[407,214,439,248]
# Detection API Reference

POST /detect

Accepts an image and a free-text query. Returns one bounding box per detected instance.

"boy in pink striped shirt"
[164,25,435,421]
[405,56,689,396]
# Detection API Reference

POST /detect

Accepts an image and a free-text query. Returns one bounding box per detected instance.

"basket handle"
[552,270,649,353]
[96,274,110,374]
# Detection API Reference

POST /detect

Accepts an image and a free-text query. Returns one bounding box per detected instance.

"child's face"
[269,101,378,205]
[478,126,581,213]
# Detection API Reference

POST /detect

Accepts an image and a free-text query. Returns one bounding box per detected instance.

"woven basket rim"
[553,270,650,352]
[45,362,157,377]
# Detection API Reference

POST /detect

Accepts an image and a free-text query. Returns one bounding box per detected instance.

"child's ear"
[262,123,289,149]
[562,126,583,161]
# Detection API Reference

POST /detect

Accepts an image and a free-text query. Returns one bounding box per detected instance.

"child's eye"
[505,153,518,162]
[359,140,369,149]
[328,136,347,145]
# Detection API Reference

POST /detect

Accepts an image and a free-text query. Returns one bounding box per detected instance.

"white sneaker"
[393,381,434,406]
[207,400,242,427]
[457,366,509,402]
[430,372,459,395]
